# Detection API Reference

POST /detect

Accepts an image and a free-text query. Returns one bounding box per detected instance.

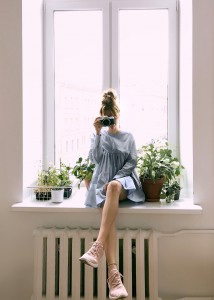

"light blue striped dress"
[84,130,145,208]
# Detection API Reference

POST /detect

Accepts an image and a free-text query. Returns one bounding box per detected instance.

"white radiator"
[32,228,159,300]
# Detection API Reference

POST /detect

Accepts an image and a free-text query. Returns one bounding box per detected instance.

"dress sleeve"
[113,136,137,179]
[89,134,103,164]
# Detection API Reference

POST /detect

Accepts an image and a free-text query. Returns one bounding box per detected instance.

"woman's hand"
[93,117,103,135]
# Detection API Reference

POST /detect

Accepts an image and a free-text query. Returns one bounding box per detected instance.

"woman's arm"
[89,134,103,164]
[89,116,104,164]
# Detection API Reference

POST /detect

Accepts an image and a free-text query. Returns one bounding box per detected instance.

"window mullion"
[111,2,119,91]
[43,1,55,168]
[103,0,111,90]
[167,1,179,147]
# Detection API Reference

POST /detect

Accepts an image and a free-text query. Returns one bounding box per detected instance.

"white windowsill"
[12,187,202,214]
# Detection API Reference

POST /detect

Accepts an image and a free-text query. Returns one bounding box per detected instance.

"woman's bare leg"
[79,180,127,268]
[102,186,128,300]
[80,180,128,299]
[100,183,127,274]
[96,180,127,245]
[105,221,117,268]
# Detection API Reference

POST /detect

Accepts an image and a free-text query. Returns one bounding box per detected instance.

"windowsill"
[12,187,202,214]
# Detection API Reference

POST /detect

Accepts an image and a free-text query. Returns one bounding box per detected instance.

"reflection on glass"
[119,10,168,149]
[54,11,102,165]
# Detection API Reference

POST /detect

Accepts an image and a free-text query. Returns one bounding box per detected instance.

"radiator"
[32,228,159,300]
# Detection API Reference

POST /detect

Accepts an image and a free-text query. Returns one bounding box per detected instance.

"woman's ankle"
[95,239,105,248]
[108,263,118,274]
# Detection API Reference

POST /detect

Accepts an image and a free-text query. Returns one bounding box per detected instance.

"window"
[44,0,178,167]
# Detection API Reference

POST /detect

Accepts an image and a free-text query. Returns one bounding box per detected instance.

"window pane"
[54,11,102,165]
[119,10,168,149]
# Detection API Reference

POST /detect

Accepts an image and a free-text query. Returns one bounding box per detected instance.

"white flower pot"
[51,188,64,203]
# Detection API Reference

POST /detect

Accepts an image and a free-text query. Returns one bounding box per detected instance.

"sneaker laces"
[107,269,123,288]
[88,241,104,258]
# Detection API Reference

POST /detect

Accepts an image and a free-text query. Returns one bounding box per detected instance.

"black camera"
[100,116,115,127]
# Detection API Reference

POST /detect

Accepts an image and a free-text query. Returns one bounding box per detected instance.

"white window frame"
[43,0,178,167]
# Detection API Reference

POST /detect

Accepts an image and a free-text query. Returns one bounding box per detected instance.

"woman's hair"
[99,88,120,117]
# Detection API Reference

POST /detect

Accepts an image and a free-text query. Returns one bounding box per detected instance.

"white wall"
[0,0,214,299]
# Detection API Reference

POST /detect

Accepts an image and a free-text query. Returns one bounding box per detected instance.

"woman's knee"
[107,180,121,194]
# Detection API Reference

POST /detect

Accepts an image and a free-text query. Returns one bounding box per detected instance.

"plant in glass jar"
[34,169,52,201]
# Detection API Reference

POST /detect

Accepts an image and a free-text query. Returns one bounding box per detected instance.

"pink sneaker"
[79,240,104,268]
[107,269,128,300]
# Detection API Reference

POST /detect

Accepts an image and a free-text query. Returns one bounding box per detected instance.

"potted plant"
[34,169,51,201]
[172,181,182,200]
[137,141,184,202]
[162,180,182,202]
[58,162,73,198]
[48,162,73,202]
[72,157,95,189]
[35,162,72,202]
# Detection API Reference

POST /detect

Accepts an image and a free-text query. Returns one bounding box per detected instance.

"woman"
[79,89,145,300]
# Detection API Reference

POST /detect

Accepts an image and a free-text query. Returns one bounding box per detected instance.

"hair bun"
[100,88,120,117]
[102,89,117,106]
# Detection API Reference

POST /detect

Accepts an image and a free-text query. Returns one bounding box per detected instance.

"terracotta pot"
[84,179,91,190]
[140,177,164,202]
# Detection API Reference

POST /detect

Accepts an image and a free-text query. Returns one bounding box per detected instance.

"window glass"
[54,11,102,165]
[119,9,168,148]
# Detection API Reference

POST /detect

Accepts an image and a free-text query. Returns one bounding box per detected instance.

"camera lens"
[102,118,110,126]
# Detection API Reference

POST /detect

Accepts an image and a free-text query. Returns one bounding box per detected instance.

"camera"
[100,116,115,127]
